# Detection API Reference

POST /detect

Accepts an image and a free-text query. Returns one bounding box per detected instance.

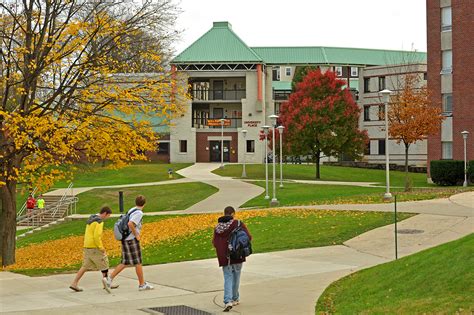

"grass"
[12,210,414,276]
[214,164,432,187]
[241,182,469,208]
[75,182,218,214]
[316,233,474,314]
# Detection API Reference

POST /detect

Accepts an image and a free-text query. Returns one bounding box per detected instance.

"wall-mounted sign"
[244,120,261,127]
[208,119,231,127]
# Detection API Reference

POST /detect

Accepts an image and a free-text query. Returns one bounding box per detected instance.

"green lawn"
[241,182,468,208]
[75,182,218,214]
[316,233,474,314]
[214,164,431,187]
[14,210,414,276]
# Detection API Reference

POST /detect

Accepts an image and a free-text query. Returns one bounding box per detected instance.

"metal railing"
[192,117,242,129]
[191,89,246,101]
[17,187,38,217]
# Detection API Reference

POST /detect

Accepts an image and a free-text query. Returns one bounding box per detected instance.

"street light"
[262,125,270,200]
[269,114,279,206]
[241,129,248,178]
[220,118,225,169]
[277,125,285,188]
[379,89,393,200]
[462,131,469,187]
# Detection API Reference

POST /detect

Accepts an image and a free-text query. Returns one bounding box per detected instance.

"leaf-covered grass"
[213,164,433,187]
[316,233,474,314]
[12,210,414,276]
[75,182,218,214]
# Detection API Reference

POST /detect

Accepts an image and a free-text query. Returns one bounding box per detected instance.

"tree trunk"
[404,143,411,192]
[315,150,321,179]
[0,179,17,267]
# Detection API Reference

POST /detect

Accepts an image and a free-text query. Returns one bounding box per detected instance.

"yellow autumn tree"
[388,73,444,191]
[0,0,186,266]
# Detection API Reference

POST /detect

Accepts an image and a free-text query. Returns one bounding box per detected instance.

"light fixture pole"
[269,115,279,206]
[262,125,270,200]
[462,131,469,187]
[241,129,248,178]
[220,118,225,169]
[379,89,393,200]
[277,125,285,188]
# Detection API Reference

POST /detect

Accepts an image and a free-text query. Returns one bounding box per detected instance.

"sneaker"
[102,277,111,293]
[223,303,233,312]
[138,282,154,291]
[232,300,240,306]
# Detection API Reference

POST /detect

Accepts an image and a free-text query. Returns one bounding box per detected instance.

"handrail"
[52,182,74,217]
[17,187,38,217]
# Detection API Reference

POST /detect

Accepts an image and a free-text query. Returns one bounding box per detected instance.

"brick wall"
[196,132,238,163]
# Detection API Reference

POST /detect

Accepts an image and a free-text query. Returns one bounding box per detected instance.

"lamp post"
[277,125,285,188]
[379,89,393,200]
[220,118,225,169]
[262,125,270,200]
[241,129,248,178]
[269,115,279,206]
[462,131,469,187]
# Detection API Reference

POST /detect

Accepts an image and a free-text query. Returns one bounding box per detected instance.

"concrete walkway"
[2,210,472,314]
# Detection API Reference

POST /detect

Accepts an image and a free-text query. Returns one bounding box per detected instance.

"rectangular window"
[246,140,255,153]
[351,67,358,77]
[157,142,169,154]
[335,66,343,76]
[378,104,385,120]
[378,139,386,155]
[378,76,386,91]
[179,140,187,153]
[442,141,453,159]
[272,66,280,81]
[441,7,452,31]
[285,67,291,76]
[364,77,370,93]
[442,93,453,112]
[442,50,452,73]
[363,106,370,121]
[364,142,371,155]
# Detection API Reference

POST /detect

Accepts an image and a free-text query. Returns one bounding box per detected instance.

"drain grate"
[397,229,424,234]
[143,305,214,315]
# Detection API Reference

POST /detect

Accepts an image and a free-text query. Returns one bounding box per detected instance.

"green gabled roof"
[172,22,262,63]
[252,47,328,64]
[272,81,292,90]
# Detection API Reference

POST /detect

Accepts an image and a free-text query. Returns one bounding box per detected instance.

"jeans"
[222,263,242,304]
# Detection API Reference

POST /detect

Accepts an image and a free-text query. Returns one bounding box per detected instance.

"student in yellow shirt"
[70,206,113,293]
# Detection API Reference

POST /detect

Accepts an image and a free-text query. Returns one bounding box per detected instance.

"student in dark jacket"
[212,206,252,312]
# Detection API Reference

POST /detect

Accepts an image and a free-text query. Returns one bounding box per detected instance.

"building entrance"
[209,141,230,162]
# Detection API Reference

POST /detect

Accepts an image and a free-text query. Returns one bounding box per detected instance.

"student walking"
[70,206,113,293]
[26,194,36,218]
[213,206,252,312]
[36,194,45,220]
[105,195,154,291]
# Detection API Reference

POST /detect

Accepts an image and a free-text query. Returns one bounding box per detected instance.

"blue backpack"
[113,208,138,241]
[227,221,252,261]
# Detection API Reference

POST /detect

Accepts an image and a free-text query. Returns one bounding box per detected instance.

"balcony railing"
[191,89,246,101]
[192,117,242,129]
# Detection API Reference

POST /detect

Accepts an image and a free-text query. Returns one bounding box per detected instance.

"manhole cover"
[397,229,424,234]
[143,305,214,315]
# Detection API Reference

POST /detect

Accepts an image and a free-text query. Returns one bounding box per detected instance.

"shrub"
[469,160,474,183]
[430,160,464,186]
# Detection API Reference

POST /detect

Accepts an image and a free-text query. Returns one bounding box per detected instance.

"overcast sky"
[173,0,427,55]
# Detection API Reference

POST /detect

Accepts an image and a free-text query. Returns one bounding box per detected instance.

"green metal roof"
[172,22,262,63]
[272,81,292,90]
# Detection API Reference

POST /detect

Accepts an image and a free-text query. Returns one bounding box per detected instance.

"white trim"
[208,136,232,141]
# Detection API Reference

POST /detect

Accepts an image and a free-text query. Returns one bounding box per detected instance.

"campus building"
[169,21,426,164]
[359,63,428,166]
[426,0,474,174]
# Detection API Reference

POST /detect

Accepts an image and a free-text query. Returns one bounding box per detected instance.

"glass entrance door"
[209,141,230,162]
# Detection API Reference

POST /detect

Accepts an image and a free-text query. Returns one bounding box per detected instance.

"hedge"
[430,160,465,186]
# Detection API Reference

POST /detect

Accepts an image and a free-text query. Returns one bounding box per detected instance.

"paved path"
[2,210,472,314]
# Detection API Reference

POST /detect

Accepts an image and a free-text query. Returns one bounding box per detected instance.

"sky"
[173,0,427,55]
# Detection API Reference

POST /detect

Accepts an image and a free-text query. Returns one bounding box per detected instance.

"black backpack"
[113,208,139,241]
[227,221,252,260]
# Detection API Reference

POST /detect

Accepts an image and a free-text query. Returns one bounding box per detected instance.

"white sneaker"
[102,277,111,293]
[138,282,154,291]
[223,303,233,312]
[232,300,240,306]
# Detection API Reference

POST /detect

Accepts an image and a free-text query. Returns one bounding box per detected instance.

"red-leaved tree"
[279,69,368,179]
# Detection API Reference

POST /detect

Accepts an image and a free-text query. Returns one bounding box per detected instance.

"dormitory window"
[272,66,280,81]
[364,78,370,93]
[442,94,453,113]
[378,139,386,155]
[442,50,452,73]
[335,66,343,76]
[363,106,370,121]
[441,7,452,31]
[378,105,385,120]
[351,67,358,77]
[285,67,291,76]
[246,140,255,153]
[442,142,453,160]
[179,140,187,153]
[378,76,386,91]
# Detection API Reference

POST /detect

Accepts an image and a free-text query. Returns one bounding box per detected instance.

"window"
[442,93,453,112]
[378,139,386,155]
[246,140,255,153]
[442,141,453,159]
[335,66,343,76]
[272,66,280,81]
[157,142,169,154]
[442,50,452,73]
[378,104,385,120]
[441,7,452,31]
[378,76,386,91]
[364,78,370,93]
[179,140,187,153]
[285,67,291,76]
[424,72,428,80]
[351,67,358,77]
[364,142,371,155]
[363,106,370,121]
